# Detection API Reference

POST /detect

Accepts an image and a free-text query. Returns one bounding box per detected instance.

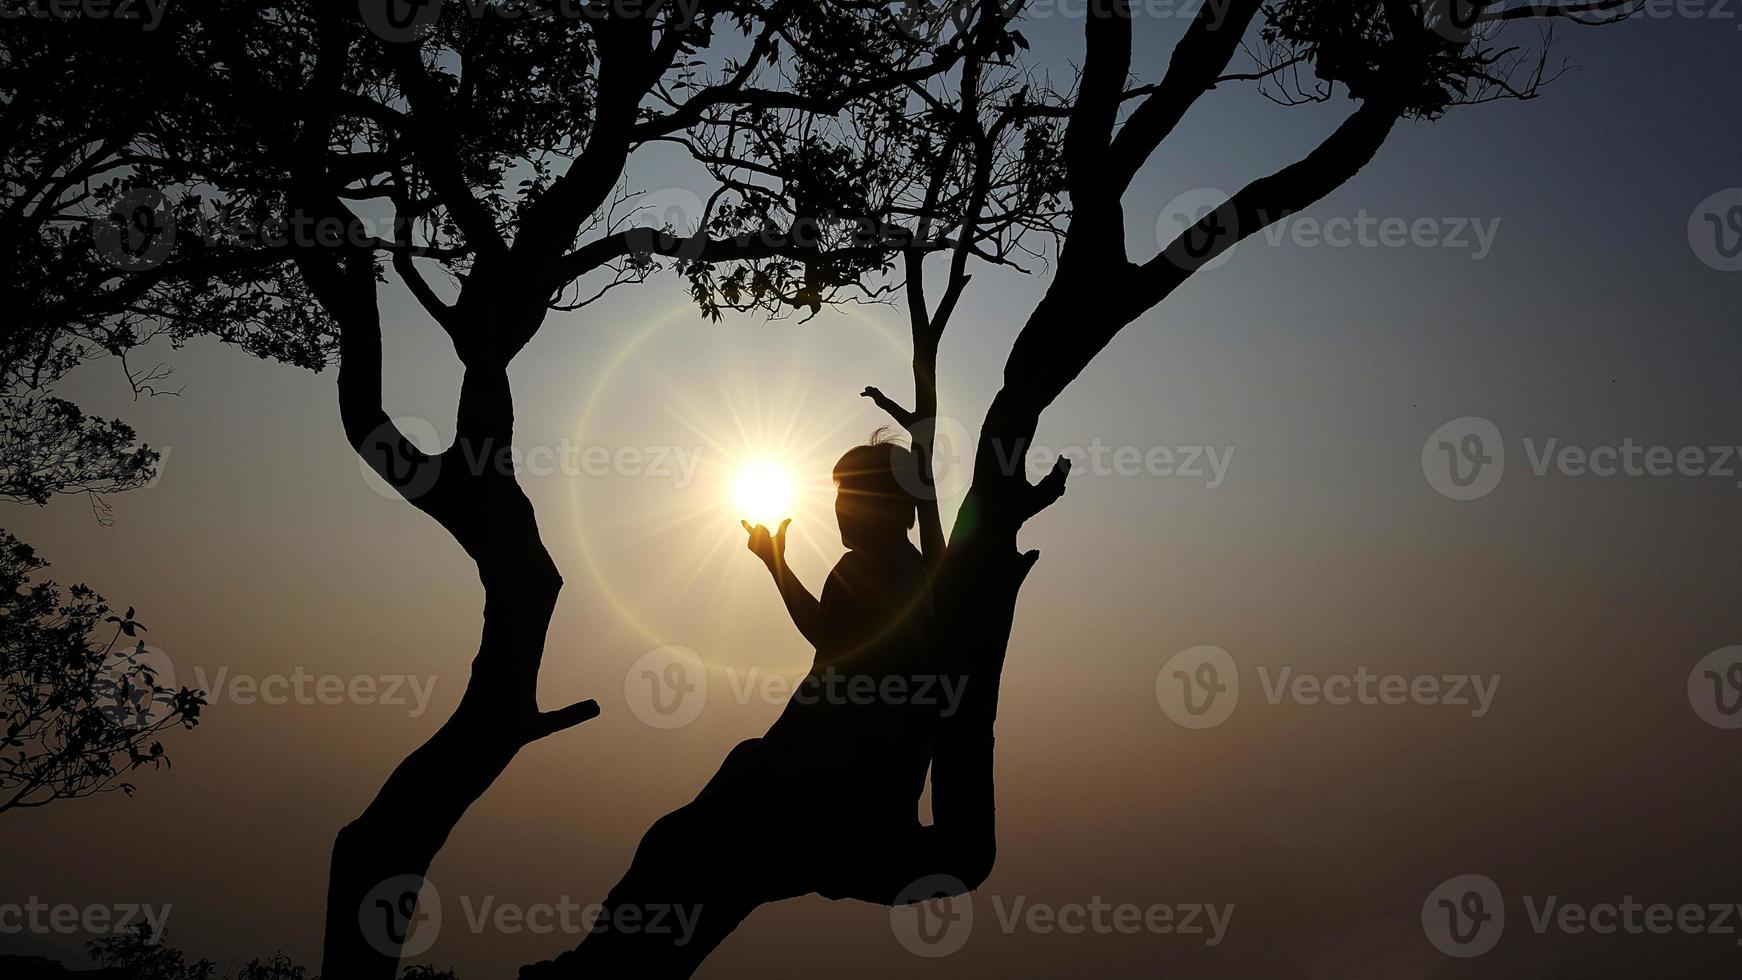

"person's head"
[833,429,920,550]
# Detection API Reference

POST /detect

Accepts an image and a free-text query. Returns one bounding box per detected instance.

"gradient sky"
[6,8,1742,978]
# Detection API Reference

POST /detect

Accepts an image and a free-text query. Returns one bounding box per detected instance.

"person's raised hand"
[741,517,790,570]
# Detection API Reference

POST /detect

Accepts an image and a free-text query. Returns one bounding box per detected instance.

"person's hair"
[833,429,920,530]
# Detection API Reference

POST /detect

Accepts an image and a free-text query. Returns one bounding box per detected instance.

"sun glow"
[564,303,923,646]
[731,461,796,526]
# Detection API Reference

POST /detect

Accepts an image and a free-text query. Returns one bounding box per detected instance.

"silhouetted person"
[525,434,994,979]
[738,432,935,824]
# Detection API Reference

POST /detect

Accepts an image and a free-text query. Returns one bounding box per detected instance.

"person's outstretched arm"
[743,519,820,646]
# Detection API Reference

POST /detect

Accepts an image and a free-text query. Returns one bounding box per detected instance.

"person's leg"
[520,742,816,979]
[812,706,999,906]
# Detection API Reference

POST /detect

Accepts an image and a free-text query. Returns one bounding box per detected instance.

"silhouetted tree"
[913,3,1641,869]
[0,531,204,814]
[526,1,1645,974]
[1,6,325,513]
[0,14,225,817]
[9,2,1031,976]
[8,0,1642,977]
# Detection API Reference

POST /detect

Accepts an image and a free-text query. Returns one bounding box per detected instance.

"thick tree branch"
[1137,97,1405,304]
[528,699,603,742]
[1062,0,1133,256]
[507,19,655,317]
[387,43,510,262]
[1106,0,1265,192]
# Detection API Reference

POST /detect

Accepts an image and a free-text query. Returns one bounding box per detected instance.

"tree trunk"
[321,469,593,979]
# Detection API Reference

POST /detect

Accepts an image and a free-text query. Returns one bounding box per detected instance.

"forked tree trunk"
[320,471,590,979]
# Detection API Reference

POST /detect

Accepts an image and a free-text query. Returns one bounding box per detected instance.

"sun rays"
[648,366,864,588]
[564,304,909,647]
[731,461,796,527]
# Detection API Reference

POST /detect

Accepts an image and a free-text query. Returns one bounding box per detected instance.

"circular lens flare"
[731,461,796,526]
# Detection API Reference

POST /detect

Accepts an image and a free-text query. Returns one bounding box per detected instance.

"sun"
[731,461,797,526]
[564,304,913,643]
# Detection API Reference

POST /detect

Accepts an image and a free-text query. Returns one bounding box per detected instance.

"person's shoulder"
[827,546,929,603]
[827,549,882,592]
